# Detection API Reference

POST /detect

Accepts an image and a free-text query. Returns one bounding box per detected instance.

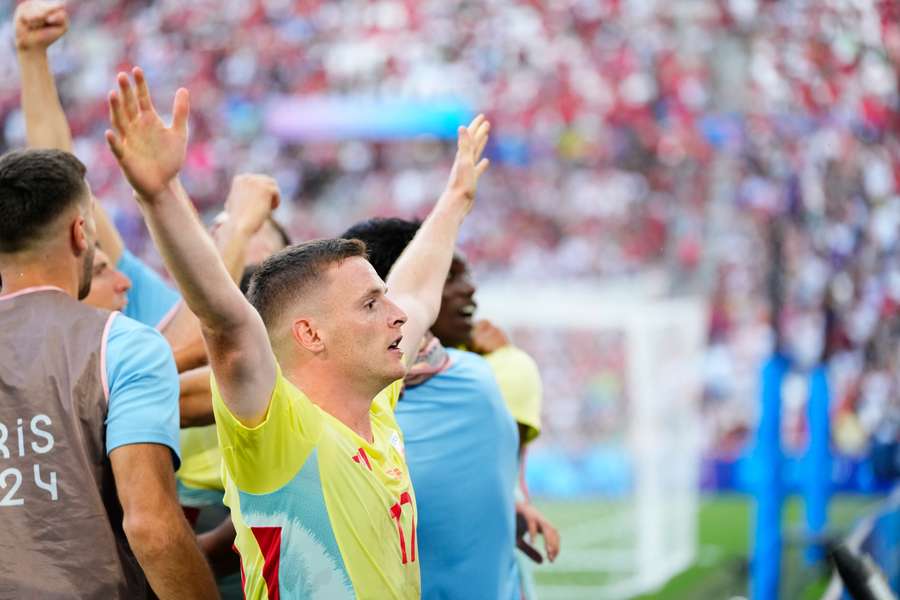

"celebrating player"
[343,218,560,598]
[0,147,218,598]
[104,66,490,598]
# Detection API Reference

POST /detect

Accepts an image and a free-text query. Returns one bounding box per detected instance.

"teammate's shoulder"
[108,311,168,342]
[485,345,539,372]
[105,312,173,367]
[444,347,495,376]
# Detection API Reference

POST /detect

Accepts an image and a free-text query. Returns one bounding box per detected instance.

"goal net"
[476,279,707,599]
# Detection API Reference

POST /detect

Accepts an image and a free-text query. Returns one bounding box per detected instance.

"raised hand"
[224,174,281,236]
[14,1,68,53]
[105,68,189,200]
[443,114,490,214]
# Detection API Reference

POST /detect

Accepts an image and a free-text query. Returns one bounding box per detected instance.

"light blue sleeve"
[117,248,182,329]
[105,313,181,468]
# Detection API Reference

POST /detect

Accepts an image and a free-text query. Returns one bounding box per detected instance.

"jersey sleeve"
[211,365,322,495]
[104,313,181,467]
[117,248,182,330]
[484,346,543,444]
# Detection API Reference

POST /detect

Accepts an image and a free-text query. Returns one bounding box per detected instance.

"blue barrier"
[805,365,832,563]
[751,352,789,600]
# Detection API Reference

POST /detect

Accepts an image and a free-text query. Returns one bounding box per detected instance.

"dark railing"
[824,487,900,600]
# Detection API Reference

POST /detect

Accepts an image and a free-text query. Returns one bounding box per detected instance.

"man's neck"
[285,364,379,443]
[0,258,77,298]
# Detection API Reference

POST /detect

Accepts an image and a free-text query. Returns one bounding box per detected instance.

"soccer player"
[176,176,286,589]
[14,1,288,374]
[427,251,557,600]
[469,318,553,600]
[14,0,286,444]
[13,0,202,366]
[0,148,218,598]
[342,218,560,598]
[104,67,490,598]
[341,217,521,598]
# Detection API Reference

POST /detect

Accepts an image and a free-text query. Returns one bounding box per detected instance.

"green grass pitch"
[531,494,881,599]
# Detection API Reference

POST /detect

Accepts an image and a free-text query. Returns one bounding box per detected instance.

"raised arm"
[387,115,490,365]
[214,174,282,282]
[15,0,125,263]
[15,1,70,151]
[105,68,276,426]
[168,174,279,373]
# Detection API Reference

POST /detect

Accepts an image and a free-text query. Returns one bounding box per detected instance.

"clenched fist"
[224,174,281,237]
[15,1,68,53]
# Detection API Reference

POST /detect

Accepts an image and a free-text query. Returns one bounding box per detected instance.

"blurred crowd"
[1,0,899,468]
[704,0,900,470]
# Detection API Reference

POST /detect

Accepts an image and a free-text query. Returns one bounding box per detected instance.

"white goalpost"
[477,279,707,599]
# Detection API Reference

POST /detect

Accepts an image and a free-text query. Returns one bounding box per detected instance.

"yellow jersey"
[212,367,419,599]
[176,425,224,507]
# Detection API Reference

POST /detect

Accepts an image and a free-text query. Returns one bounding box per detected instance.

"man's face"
[83,247,132,311]
[431,254,477,348]
[318,257,408,387]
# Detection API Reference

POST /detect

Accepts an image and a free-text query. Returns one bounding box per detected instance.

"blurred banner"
[265,95,473,141]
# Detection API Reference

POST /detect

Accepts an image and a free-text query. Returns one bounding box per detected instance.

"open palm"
[444,114,491,214]
[106,68,189,199]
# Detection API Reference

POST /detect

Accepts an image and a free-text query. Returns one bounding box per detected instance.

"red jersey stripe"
[251,526,283,600]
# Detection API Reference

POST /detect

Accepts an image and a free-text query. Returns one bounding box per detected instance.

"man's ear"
[70,214,89,256]
[292,317,325,353]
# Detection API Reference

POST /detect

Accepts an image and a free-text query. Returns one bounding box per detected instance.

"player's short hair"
[240,264,258,296]
[340,218,421,281]
[247,238,368,330]
[0,149,88,253]
[268,217,292,248]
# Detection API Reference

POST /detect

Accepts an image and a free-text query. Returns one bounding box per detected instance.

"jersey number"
[389,491,416,564]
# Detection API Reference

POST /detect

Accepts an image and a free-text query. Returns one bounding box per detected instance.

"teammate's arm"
[13,2,211,372]
[15,0,124,262]
[171,337,208,374]
[197,517,240,577]
[105,315,217,597]
[179,366,214,427]
[178,174,278,424]
[387,115,490,366]
[166,175,279,374]
[175,175,279,426]
[105,68,276,426]
[110,444,220,598]
[515,501,560,563]
[214,174,282,282]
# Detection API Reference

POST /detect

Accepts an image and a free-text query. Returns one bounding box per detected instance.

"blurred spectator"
[1,0,898,466]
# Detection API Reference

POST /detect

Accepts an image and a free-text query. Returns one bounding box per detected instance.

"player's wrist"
[434,188,471,222]
[15,44,50,58]
[134,178,182,206]
[231,214,266,237]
